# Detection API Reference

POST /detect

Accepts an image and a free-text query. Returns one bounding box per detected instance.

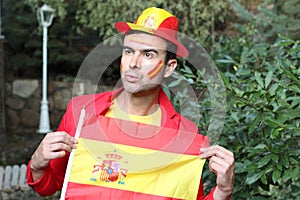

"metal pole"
[37,25,51,134]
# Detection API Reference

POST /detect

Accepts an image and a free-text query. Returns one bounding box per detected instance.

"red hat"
[115,7,189,58]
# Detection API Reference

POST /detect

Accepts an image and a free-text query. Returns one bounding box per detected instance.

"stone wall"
[1,78,112,165]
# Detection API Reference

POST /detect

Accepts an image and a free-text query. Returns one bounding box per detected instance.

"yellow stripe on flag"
[69,138,206,200]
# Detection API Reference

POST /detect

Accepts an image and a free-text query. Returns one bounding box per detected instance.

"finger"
[200,145,230,156]
[46,150,67,160]
[200,145,233,159]
[209,156,233,174]
[48,142,74,153]
[209,158,235,183]
[45,132,77,148]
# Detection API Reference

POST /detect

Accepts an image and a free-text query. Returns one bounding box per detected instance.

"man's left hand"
[200,145,234,200]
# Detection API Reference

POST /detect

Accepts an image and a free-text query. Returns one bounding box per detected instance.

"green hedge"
[219,35,300,199]
[174,34,300,199]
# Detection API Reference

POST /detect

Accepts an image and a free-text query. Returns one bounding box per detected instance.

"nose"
[129,53,141,69]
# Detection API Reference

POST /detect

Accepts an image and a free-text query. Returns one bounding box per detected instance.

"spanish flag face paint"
[147,60,164,80]
[129,37,153,47]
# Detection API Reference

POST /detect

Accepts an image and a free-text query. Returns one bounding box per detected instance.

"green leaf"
[231,112,240,123]
[270,153,279,162]
[280,156,290,168]
[258,155,271,168]
[265,118,285,128]
[269,83,279,96]
[183,65,193,74]
[235,162,246,173]
[254,144,267,149]
[261,174,268,185]
[265,71,273,88]
[249,112,262,133]
[280,66,300,87]
[237,67,251,76]
[283,168,294,182]
[219,72,232,90]
[291,167,300,181]
[270,128,280,139]
[255,71,264,88]
[246,171,264,185]
[272,169,281,183]
[168,79,182,87]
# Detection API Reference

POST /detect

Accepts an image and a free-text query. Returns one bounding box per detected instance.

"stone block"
[54,88,72,110]
[5,97,25,110]
[26,97,41,112]
[6,109,20,131]
[21,109,39,128]
[12,80,38,98]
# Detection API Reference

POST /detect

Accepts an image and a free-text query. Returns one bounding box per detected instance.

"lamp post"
[37,4,54,134]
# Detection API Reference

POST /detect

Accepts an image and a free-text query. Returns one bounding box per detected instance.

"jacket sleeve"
[26,99,76,196]
[196,178,216,200]
[26,155,69,196]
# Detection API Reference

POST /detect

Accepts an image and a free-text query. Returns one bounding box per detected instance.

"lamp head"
[37,4,55,27]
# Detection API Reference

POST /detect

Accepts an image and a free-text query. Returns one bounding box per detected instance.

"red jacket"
[27,88,216,199]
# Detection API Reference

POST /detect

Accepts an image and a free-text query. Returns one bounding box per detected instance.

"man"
[27,7,234,199]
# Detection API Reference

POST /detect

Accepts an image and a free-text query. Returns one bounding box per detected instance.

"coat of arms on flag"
[90,150,128,185]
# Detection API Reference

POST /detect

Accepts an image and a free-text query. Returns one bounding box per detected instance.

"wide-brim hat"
[115,7,189,58]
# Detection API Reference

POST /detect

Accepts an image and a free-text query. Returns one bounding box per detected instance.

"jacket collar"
[95,87,178,121]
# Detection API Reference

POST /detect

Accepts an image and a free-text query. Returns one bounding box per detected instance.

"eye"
[123,48,133,55]
[144,52,154,59]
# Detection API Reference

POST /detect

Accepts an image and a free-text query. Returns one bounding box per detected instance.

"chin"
[124,84,161,95]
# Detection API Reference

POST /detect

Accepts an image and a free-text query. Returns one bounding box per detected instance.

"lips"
[124,71,140,82]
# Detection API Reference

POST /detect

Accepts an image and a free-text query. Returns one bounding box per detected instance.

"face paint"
[129,37,153,47]
[147,60,164,79]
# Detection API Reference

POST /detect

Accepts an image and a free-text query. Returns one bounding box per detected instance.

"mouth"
[124,72,139,82]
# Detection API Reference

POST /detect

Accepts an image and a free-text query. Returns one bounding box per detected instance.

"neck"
[117,87,161,116]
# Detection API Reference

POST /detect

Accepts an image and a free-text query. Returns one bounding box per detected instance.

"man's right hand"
[30,131,77,182]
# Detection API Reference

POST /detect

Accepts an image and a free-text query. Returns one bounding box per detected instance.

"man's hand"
[30,131,77,182]
[200,145,234,200]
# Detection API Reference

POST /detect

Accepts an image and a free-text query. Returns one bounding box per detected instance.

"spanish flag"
[61,113,209,200]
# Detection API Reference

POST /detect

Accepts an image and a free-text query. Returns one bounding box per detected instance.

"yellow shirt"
[105,99,162,126]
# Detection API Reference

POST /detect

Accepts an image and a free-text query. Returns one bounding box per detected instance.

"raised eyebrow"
[142,49,159,55]
[122,46,159,55]
[123,46,133,51]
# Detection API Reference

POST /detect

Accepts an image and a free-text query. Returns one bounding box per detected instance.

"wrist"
[213,186,232,200]
[30,160,48,182]
[30,155,48,172]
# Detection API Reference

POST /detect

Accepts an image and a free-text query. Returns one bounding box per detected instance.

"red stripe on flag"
[80,116,209,156]
[66,182,183,200]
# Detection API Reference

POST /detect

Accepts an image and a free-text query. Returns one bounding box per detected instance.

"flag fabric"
[64,115,209,200]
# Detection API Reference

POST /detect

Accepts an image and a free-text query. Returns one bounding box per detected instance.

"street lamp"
[37,4,54,134]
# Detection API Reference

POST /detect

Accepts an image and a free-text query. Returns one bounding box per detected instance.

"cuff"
[26,160,52,196]
[204,187,216,200]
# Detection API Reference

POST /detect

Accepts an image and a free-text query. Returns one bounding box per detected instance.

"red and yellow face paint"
[147,60,164,79]
[129,37,153,46]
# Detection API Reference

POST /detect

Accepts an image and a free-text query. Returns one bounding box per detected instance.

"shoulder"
[70,90,115,108]
[64,90,113,118]
[177,113,199,133]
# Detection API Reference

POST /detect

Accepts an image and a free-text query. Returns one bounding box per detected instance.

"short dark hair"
[123,30,177,64]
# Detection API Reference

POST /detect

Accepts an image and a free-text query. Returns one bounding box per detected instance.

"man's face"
[120,33,173,94]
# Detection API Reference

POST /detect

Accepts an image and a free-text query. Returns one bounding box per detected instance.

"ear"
[164,59,177,78]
